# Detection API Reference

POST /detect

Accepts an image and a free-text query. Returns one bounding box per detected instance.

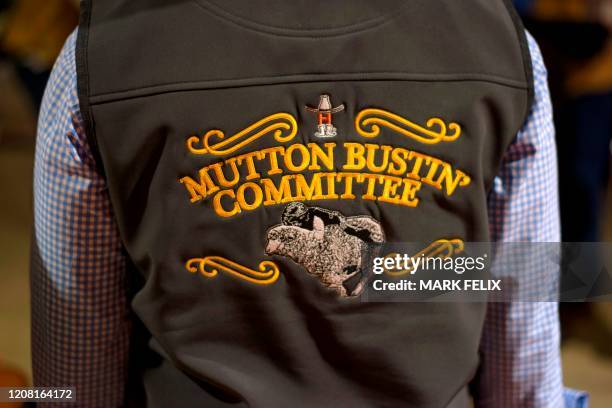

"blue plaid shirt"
[31,30,587,407]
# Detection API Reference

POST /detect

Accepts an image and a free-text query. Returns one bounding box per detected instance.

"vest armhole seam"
[485,1,535,198]
[76,0,108,180]
[501,0,535,127]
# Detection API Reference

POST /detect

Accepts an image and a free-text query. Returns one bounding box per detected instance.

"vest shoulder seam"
[89,72,529,105]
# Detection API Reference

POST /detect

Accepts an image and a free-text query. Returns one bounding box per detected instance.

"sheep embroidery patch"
[265,202,385,297]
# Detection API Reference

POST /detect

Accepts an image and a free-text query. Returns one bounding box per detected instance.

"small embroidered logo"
[305,94,345,138]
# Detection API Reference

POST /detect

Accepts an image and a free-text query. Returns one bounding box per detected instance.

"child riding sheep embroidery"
[265,203,385,297]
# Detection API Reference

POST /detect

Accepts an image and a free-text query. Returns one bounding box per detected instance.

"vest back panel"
[78,1,532,406]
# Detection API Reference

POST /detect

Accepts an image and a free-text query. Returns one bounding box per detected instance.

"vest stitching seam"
[89,74,529,105]
[192,0,404,38]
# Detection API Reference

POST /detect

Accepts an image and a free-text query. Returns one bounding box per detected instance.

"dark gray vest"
[77,1,532,406]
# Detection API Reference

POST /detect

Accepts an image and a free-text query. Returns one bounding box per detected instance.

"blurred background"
[0,0,610,406]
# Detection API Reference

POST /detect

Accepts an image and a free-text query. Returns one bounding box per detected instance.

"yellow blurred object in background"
[0,361,27,408]
[534,0,595,22]
[2,0,78,70]
[567,40,612,96]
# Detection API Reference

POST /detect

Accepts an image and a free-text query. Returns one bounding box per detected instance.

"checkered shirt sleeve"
[31,31,130,407]
[476,32,566,408]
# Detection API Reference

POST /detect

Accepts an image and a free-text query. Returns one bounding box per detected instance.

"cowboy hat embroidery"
[305,94,345,138]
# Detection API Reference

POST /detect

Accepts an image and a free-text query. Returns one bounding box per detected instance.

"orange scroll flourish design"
[355,108,461,144]
[186,256,280,285]
[187,112,298,156]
